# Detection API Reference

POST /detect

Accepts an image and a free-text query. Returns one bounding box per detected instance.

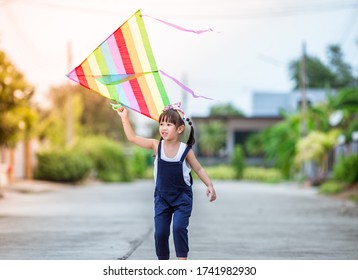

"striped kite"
[67,10,212,121]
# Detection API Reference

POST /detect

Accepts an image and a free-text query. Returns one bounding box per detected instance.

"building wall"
[252,92,291,116]
[252,89,332,117]
[192,116,283,157]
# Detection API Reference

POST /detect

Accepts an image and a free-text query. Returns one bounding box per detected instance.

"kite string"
[159,70,214,100]
[142,14,214,34]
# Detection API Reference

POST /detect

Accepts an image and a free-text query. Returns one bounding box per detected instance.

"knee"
[155,228,170,241]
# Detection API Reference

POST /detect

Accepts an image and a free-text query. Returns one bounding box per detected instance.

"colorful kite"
[67,10,212,121]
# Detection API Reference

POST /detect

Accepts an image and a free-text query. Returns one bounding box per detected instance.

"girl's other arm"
[117,108,158,151]
[186,150,216,202]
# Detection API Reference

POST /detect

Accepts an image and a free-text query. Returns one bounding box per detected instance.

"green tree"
[196,103,242,157]
[289,44,355,89]
[333,154,358,185]
[330,88,358,142]
[38,84,83,148]
[332,87,358,111]
[326,45,355,88]
[295,130,340,179]
[303,87,357,139]
[75,85,125,141]
[289,55,333,89]
[261,115,301,178]
[307,104,331,132]
[0,49,37,182]
[231,145,245,179]
[252,87,357,179]
[38,84,126,147]
[255,44,357,180]
[198,121,226,157]
[245,133,264,157]
[0,49,35,148]
[209,103,244,117]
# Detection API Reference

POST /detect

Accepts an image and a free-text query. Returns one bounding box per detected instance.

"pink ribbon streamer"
[141,13,214,100]
[159,70,213,100]
[142,14,214,34]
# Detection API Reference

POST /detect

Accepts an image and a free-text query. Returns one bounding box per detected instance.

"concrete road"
[0,180,357,260]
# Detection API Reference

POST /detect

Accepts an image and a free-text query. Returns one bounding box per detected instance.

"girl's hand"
[116,106,128,118]
[206,185,216,202]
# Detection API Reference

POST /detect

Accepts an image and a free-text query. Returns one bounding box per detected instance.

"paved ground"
[0,179,358,260]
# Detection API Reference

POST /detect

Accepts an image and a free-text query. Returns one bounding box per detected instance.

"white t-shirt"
[153,142,192,186]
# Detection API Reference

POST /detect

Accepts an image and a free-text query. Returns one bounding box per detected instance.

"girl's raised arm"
[117,108,158,152]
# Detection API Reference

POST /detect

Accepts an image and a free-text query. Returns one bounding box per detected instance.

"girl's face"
[159,120,184,141]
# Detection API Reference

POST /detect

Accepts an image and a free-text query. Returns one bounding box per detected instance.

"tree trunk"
[8,147,15,184]
[24,139,32,179]
[0,146,6,195]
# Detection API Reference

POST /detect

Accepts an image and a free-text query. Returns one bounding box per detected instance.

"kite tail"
[142,14,214,34]
[159,70,213,100]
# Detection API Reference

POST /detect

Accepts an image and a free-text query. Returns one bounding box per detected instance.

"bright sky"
[0,0,357,118]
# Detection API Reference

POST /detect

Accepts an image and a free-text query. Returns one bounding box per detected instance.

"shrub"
[144,166,154,179]
[348,194,358,204]
[231,145,245,179]
[243,167,283,183]
[204,165,236,180]
[75,136,133,182]
[35,149,92,182]
[319,181,345,194]
[333,154,358,184]
[131,147,153,178]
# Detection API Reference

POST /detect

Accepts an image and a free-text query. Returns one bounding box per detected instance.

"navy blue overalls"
[154,140,193,260]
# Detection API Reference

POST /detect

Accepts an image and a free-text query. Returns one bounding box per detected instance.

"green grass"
[204,165,236,180]
[319,181,345,195]
[152,165,284,183]
[243,167,283,183]
[205,165,283,183]
[348,194,358,204]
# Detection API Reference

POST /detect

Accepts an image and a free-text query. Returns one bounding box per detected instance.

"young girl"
[117,103,216,260]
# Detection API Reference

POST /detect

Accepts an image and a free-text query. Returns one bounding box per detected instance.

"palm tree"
[262,114,301,178]
[197,121,226,157]
[295,130,340,181]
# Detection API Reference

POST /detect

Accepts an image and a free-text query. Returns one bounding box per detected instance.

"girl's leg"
[172,192,192,259]
[154,196,172,260]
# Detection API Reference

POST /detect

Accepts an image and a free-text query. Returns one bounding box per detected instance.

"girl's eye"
[159,122,174,127]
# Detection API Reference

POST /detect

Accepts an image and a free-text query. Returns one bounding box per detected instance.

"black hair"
[158,109,196,147]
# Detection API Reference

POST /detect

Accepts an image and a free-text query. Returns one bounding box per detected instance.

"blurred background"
[0,0,357,199]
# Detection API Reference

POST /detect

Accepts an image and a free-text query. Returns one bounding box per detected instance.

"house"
[252,89,331,117]
[192,89,332,161]
[191,115,283,158]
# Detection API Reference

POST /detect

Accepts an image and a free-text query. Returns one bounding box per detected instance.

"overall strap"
[179,145,191,163]
[157,140,162,160]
